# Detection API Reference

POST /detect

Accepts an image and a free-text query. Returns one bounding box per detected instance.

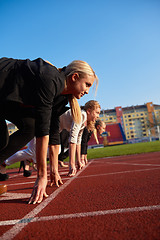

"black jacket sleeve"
[49,95,69,145]
[0,57,66,138]
[34,59,66,137]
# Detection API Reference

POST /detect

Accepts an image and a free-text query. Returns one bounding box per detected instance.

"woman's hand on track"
[50,172,63,188]
[28,176,48,204]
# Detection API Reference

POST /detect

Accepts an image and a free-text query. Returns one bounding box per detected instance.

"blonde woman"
[49,100,101,187]
[0,57,98,202]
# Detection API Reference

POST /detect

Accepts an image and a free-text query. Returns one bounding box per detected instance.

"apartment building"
[5,102,160,142]
[99,102,160,141]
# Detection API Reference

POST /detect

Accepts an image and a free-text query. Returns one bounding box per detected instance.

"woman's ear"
[71,73,79,82]
[86,108,91,115]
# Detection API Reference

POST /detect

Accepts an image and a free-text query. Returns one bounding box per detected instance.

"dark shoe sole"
[23,170,32,177]
[0,173,9,181]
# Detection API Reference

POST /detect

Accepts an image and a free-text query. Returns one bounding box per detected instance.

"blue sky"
[0,0,160,110]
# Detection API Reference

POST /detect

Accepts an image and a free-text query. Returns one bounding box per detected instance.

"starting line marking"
[0,193,31,201]
[0,204,160,226]
[76,167,160,179]
[92,161,160,167]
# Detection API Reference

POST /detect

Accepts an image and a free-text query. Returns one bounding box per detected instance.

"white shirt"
[60,109,87,144]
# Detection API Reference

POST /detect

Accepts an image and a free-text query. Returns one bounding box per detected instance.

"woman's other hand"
[50,172,63,187]
[28,176,48,204]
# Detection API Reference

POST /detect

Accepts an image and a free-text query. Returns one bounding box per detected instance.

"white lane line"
[0,219,19,226]
[8,174,22,179]
[6,181,35,186]
[9,171,68,179]
[0,161,93,240]
[6,177,71,187]
[92,155,160,162]
[0,204,159,226]
[7,169,68,179]
[0,193,31,201]
[59,171,69,175]
[78,167,160,179]
[108,162,160,166]
[91,162,160,167]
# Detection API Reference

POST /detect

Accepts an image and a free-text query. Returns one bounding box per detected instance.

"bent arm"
[76,144,81,167]
[69,142,77,170]
[49,144,63,187]
[49,144,59,175]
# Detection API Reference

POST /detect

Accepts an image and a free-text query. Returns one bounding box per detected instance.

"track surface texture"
[0,152,160,240]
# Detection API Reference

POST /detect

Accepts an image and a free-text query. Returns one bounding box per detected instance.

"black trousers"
[0,102,35,164]
[58,129,70,162]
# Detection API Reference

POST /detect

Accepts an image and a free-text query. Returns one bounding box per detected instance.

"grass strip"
[87,140,160,159]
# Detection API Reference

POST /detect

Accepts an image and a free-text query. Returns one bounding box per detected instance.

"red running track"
[0,152,160,240]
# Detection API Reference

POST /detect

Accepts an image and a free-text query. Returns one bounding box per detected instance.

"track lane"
[0,152,160,239]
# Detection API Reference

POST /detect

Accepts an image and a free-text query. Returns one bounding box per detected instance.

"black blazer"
[0,57,68,137]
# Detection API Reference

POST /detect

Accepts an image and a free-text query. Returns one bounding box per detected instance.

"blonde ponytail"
[68,95,82,124]
[93,128,99,144]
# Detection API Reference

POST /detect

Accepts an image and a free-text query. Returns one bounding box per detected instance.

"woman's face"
[97,122,106,135]
[71,74,95,99]
[87,107,101,122]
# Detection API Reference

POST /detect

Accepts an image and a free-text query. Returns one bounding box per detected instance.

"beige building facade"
[99,102,160,141]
